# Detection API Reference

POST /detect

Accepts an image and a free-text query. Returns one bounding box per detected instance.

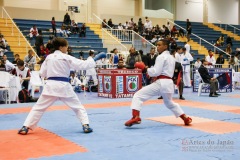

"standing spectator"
[24,50,36,71]
[109,48,119,66]
[51,17,56,37]
[63,13,71,26]
[79,23,86,37]
[148,48,157,68]
[138,18,143,34]
[35,30,44,56]
[84,50,98,86]
[216,54,225,68]
[144,19,152,31]
[205,49,216,68]
[179,28,184,38]
[128,18,134,30]
[126,47,142,69]
[171,25,178,37]
[186,19,192,42]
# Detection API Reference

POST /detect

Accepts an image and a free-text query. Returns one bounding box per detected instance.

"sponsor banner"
[104,76,112,93]
[98,75,103,93]
[98,93,113,98]
[116,76,123,94]
[126,75,139,93]
[193,68,232,93]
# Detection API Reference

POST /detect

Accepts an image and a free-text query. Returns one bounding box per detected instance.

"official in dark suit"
[198,59,220,97]
[148,48,158,67]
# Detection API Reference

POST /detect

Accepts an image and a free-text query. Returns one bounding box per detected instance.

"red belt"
[156,75,172,80]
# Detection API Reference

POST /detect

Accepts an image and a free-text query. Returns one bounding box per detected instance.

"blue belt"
[48,77,69,82]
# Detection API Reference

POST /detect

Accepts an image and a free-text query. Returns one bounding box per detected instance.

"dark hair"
[138,50,143,55]
[17,60,24,67]
[170,49,176,55]
[201,59,207,64]
[89,50,94,56]
[159,39,170,50]
[52,37,68,50]
[182,47,186,51]
[176,46,182,51]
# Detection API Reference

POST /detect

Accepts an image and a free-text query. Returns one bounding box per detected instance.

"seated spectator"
[39,45,49,57]
[24,50,36,71]
[117,59,126,69]
[0,59,5,71]
[194,58,202,69]
[171,25,178,37]
[123,21,129,30]
[29,25,39,38]
[225,44,232,54]
[0,35,8,51]
[46,40,54,53]
[102,19,107,28]
[126,47,142,69]
[198,59,220,97]
[70,20,79,34]
[107,18,114,28]
[178,28,184,37]
[228,55,236,70]
[12,54,21,64]
[226,36,232,46]
[219,35,224,46]
[150,35,157,45]
[63,13,71,26]
[215,38,221,46]
[59,25,70,37]
[11,60,31,90]
[2,54,14,72]
[79,23,86,37]
[118,23,123,30]
[216,54,225,68]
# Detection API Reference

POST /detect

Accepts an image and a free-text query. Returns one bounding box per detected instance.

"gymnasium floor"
[0,89,240,160]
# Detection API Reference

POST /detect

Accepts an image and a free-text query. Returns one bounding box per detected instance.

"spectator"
[219,35,224,46]
[194,57,202,69]
[29,25,39,38]
[186,19,192,41]
[63,13,71,26]
[79,23,86,37]
[225,44,232,54]
[226,36,232,46]
[148,47,157,68]
[46,40,54,53]
[2,54,14,72]
[175,46,182,63]
[35,30,44,56]
[139,50,149,70]
[179,28,184,38]
[12,54,21,64]
[102,19,107,28]
[51,17,56,37]
[180,47,193,87]
[170,39,177,50]
[216,54,225,68]
[11,59,31,90]
[171,25,178,38]
[144,19,152,31]
[205,49,216,68]
[138,18,143,34]
[128,18,134,30]
[59,25,69,37]
[126,47,142,69]
[215,38,221,46]
[107,18,114,28]
[0,59,5,71]
[39,45,49,57]
[84,50,98,86]
[24,50,36,71]
[198,59,220,97]
[118,23,123,30]
[71,20,79,34]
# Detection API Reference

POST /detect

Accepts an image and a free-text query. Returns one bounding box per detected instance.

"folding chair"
[0,71,11,104]
[29,71,45,98]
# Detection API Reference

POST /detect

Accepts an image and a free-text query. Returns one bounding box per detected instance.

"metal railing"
[1,7,39,60]
[167,19,230,57]
[92,13,156,54]
[207,15,240,35]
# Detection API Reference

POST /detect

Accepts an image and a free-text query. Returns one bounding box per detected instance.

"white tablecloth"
[233,72,240,82]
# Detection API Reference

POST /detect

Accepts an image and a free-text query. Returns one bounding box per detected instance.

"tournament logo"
[126,76,138,92]
[104,76,112,93]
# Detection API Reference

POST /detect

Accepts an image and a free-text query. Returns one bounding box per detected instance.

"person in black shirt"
[216,54,225,68]
[198,59,220,97]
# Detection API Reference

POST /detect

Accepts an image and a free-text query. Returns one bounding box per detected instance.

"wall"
[91,0,136,17]
[3,0,59,10]
[176,0,203,22]
[208,0,239,24]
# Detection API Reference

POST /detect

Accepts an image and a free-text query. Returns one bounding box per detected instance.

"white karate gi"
[184,43,191,53]
[175,52,181,63]
[205,55,216,68]
[23,50,96,130]
[180,52,193,87]
[84,57,98,86]
[131,51,184,117]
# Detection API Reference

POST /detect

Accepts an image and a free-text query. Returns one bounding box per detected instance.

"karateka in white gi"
[125,40,192,127]
[18,38,97,135]
[180,47,193,87]
[205,49,216,68]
